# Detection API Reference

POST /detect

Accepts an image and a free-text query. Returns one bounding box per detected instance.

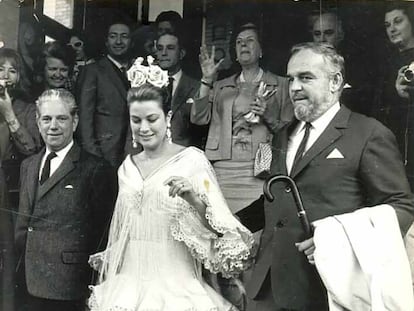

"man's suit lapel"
[171,74,196,115]
[290,106,350,178]
[26,151,44,209]
[275,120,297,176]
[100,58,127,99]
[37,144,80,201]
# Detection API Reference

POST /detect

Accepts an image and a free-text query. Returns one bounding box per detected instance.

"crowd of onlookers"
[1,2,414,310]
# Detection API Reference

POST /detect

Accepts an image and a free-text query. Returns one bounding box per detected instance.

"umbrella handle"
[263,174,313,238]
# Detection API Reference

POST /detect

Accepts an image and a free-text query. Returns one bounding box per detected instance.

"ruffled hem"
[170,194,254,278]
[88,274,237,311]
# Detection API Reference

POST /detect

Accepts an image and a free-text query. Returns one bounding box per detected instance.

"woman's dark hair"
[67,31,94,60]
[233,22,262,47]
[0,48,23,80]
[385,1,414,29]
[127,83,170,115]
[0,47,30,95]
[229,22,262,67]
[155,10,183,32]
[34,41,76,76]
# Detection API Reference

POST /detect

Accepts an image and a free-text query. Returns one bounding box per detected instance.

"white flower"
[147,65,169,88]
[127,57,148,88]
[146,56,169,88]
[126,56,169,89]
[147,55,155,66]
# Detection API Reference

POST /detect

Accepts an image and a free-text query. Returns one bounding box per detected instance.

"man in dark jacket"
[15,89,117,311]
[76,19,132,167]
[238,42,414,311]
[155,31,206,148]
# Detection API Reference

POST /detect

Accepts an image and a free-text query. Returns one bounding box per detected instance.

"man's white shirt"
[170,69,183,97]
[286,102,340,175]
[39,140,74,181]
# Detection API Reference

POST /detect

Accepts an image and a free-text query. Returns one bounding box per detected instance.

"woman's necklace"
[240,68,264,83]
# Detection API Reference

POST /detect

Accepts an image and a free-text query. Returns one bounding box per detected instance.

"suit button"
[285,186,291,193]
[276,220,286,228]
[27,227,33,232]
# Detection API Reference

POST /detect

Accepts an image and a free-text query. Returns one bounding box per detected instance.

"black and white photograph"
[1,0,414,310]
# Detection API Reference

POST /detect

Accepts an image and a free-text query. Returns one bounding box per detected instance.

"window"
[43,0,74,29]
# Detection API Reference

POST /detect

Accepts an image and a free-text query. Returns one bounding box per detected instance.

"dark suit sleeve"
[235,195,265,233]
[14,159,30,255]
[360,122,414,234]
[10,103,42,156]
[76,65,101,157]
[88,159,118,252]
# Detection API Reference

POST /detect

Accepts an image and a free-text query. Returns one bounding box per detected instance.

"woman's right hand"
[0,88,14,118]
[395,65,414,99]
[199,45,224,83]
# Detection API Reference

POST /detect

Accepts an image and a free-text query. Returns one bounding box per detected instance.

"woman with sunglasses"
[67,34,95,82]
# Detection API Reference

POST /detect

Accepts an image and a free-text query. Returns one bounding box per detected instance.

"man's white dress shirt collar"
[287,102,340,175]
[170,69,182,96]
[107,55,127,70]
[39,140,74,181]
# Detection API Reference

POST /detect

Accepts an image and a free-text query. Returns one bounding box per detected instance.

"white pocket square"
[186,98,194,104]
[65,184,74,189]
[326,148,344,159]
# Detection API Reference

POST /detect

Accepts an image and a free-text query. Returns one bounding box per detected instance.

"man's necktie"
[167,76,174,110]
[290,122,312,175]
[120,66,130,88]
[40,152,57,185]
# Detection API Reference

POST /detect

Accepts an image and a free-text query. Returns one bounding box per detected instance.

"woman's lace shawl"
[92,147,254,290]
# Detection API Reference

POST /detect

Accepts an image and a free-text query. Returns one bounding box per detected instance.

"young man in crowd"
[76,18,133,167]
[155,31,206,148]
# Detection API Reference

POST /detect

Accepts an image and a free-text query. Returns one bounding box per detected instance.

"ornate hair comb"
[127,55,169,88]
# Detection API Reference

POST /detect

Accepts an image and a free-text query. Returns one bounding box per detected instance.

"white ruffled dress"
[88,147,254,311]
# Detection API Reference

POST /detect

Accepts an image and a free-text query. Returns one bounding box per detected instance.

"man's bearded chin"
[294,100,332,123]
[294,103,315,122]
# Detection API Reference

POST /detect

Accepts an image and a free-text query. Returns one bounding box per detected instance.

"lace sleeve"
[170,148,254,278]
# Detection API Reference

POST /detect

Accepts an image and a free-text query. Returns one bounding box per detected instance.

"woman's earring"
[166,110,173,144]
[166,124,172,144]
[132,135,138,148]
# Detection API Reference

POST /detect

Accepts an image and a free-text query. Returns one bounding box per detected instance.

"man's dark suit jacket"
[77,57,129,167]
[170,73,206,148]
[237,106,414,310]
[15,143,117,301]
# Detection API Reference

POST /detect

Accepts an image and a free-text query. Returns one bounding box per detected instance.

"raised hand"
[395,65,414,99]
[0,88,14,118]
[199,45,224,83]
[250,82,277,117]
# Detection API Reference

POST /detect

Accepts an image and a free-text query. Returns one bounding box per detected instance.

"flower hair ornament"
[127,55,169,88]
